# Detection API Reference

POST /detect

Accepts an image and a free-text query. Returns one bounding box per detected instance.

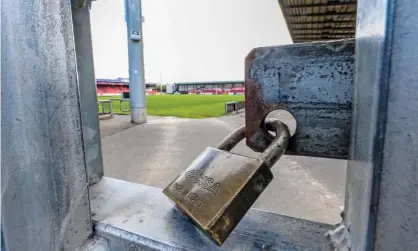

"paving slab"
[99,113,346,224]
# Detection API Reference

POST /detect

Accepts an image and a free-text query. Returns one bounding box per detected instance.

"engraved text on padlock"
[163,119,290,246]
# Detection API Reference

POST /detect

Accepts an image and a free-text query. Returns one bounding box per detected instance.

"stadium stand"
[97,78,159,96]
[96,78,129,96]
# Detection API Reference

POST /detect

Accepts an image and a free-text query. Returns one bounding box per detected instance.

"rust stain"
[245,77,281,153]
[244,47,289,153]
[244,41,354,158]
[223,216,230,227]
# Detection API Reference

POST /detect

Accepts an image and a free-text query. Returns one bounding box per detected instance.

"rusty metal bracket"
[245,39,355,159]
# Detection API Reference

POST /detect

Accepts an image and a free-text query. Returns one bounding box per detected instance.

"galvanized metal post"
[72,0,105,185]
[344,0,418,250]
[124,0,147,124]
[1,0,92,250]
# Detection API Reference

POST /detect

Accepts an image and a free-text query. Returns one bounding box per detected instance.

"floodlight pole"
[125,0,147,124]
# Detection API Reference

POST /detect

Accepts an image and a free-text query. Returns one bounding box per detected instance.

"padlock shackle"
[217,125,246,151]
[217,119,290,169]
[259,119,290,168]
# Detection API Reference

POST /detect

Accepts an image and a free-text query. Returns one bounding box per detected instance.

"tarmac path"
[100,113,346,224]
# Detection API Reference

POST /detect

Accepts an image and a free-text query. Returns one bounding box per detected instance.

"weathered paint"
[245,40,355,159]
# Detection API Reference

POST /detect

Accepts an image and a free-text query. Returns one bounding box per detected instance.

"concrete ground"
[99,113,347,224]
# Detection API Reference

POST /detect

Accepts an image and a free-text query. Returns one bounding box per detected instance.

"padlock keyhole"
[253,176,265,192]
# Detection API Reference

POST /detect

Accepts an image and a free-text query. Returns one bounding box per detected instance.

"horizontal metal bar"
[293,31,355,35]
[294,40,353,44]
[294,38,354,42]
[284,1,357,9]
[290,20,355,25]
[293,35,355,38]
[287,11,356,17]
[294,39,352,43]
[294,36,354,40]
[292,37,353,42]
[294,33,354,36]
[292,27,355,31]
[91,177,332,250]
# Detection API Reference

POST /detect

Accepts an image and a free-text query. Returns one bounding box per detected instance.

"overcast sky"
[90,0,291,83]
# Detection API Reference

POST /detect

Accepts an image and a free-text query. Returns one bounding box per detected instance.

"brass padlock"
[163,119,290,246]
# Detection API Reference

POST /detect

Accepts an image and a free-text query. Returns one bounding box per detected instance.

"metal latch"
[245,39,355,159]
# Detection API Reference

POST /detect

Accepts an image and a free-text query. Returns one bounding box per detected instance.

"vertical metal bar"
[124,0,147,124]
[72,1,105,185]
[109,102,114,118]
[1,0,92,250]
[1,229,5,251]
[345,0,418,250]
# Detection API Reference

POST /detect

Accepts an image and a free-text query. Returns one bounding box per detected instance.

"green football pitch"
[97,94,244,118]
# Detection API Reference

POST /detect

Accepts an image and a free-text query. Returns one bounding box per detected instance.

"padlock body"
[163,147,273,245]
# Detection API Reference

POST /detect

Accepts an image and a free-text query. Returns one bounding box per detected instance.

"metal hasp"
[344,0,418,250]
[125,0,148,124]
[245,40,355,159]
[1,0,92,250]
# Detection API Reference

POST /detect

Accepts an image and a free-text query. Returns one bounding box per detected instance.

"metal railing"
[225,101,245,115]
[98,100,113,117]
[109,98,131,112]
